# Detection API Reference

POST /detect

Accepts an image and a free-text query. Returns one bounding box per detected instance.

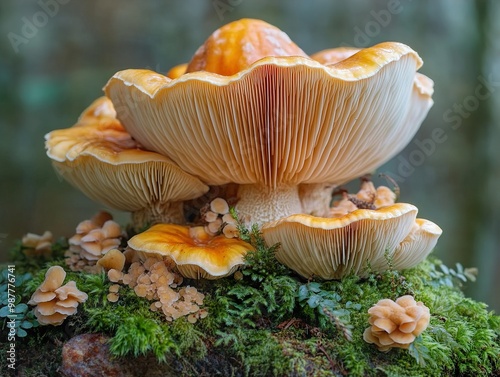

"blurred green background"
[1,0,499,311]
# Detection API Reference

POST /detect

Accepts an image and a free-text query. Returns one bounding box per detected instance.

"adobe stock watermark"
[7,0,71,54]
[344,0,412,48]
[212,0,243,21]
[384,74,500,183]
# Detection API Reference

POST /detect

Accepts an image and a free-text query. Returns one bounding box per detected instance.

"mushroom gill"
[105,19,434,225]
[261,203,442,279]
[45,97,209,229]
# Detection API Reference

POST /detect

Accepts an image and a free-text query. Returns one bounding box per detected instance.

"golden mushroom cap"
[166,63,188,79]
[186,18,307,76]
[127,224,254,280]
[45,97,209,214]
[105,41,433,190]
[262,203,441,279]
[38,266,66,292]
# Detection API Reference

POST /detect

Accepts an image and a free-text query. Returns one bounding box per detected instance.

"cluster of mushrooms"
[45,18,442,282]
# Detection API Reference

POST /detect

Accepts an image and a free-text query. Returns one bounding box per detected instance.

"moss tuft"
[2,226,499,376]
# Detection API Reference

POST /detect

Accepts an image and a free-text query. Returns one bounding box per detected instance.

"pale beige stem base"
[235,184,302,226]
[132,202,185,230]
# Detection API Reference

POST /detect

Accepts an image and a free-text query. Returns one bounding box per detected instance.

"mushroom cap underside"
[105,42,433,188]
[261,203,442,279]
[45,97,209,211]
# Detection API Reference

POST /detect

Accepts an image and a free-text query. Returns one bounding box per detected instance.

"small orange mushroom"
[21,231,53,258]
[96,248,126,272]
[363,295,431,351]
[127,224,253,279]
[28,266,88,326]
[166,63,187,79]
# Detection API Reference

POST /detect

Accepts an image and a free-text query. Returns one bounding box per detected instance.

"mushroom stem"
[235,184,302,226]
[298,183,336,217]
[132,202,185,229]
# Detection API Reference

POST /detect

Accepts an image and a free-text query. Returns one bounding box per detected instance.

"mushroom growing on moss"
[261,203,442,279]
[127,224,254,279]
[28,266,88,326]
[96,248,126,272]
[45,97,209,229]
[363,295,430,351]
[21,231,53,258]
[105,18,433,225]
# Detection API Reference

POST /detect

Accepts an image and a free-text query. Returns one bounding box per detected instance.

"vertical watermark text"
[5,265,17,371]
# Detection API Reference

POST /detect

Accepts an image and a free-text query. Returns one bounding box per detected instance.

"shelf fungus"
[261,203,442,279]
[127,224,254,279]
[45,97,209,229]
[105,18,433,225]
[363,295,431,352]
[28,266,88,326]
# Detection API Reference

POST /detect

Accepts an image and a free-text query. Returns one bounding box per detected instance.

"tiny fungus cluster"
[108,256,207,323]
[28,266,88,325]
[41,18,445,349]
[21,231,53,258]
[65,211,123,273]
[363,295,430,351]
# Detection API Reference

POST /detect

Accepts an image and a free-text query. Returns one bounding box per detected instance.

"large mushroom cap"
[105,42,432,189]
[45,97,209,227]
[105,27,433,224]
[261,203,441,279]
[105,17,433,225]
[127,224,254,280]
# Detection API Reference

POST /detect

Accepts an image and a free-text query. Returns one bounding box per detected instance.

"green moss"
[2,227,500,377]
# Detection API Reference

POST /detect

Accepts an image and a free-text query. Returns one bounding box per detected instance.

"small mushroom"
[28,266,88,326]
[45,97,209,229]
[39,265,66,292]
[363,295,430,352]
[261,203,442,279]
[21,231,53,258]
[166,63,187,79]
[96,248,126,272]
[127,224,253,279]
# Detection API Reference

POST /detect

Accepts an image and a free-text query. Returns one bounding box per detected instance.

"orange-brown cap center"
[186,18,308,76]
